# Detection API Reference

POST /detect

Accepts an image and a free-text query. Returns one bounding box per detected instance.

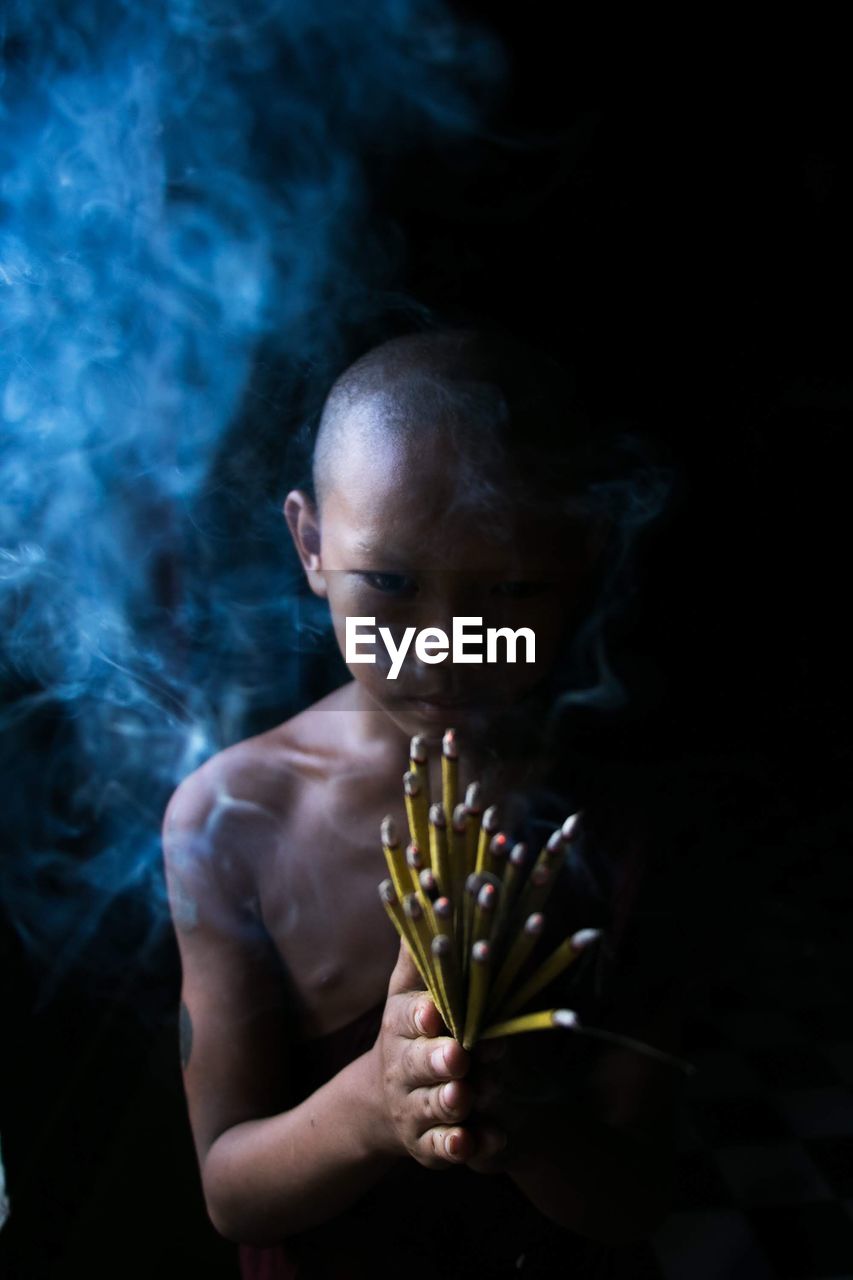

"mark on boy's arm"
[180,1001,193,1071]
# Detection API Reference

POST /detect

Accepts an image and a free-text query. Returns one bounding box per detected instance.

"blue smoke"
[0,0,503,991]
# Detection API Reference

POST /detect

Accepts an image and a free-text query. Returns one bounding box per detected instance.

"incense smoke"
[0,0,503,990]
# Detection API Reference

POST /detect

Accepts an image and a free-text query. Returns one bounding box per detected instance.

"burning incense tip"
[404,894,424,921]
[434,896,452,921]
[477,883,497,910]
[471,939,490,964]
[489,833,508,858]
[524,912,545,936]
[429,802,447,827]
[406,843,425,872]
[419,868,439,899]
[561,812,580,842]
[570,927,601,951]
[410,735,428,764]
[378,878,397,905]
[464,781,482,812]
[552,1009,580,1029]
[482,805,499,833]
[442,728,458,758]
[381,815,399,847]
[403,770,422,797]
[431,933,453,958]
[546,829,564,856]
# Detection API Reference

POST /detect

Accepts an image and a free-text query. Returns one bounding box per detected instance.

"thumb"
[387,936,427,998]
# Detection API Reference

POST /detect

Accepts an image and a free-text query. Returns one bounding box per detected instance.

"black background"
[1,11,851,1278]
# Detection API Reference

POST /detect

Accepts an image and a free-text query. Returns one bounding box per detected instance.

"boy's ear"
[283,490,327,598]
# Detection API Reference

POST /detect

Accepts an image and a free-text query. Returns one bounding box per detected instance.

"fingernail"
[440,1082,455,1109]
[446,1132,461,1157]
[430,1045,448,1073]
[415,1007,428,1034]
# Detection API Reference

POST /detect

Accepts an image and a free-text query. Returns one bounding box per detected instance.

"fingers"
[402,1034,469,1088]
[387,937,426,998]
[411,1077,472,1128]
[416,1123,476,1168]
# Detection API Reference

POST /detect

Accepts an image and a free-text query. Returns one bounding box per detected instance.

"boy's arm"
[472,991,685,1245]
[163,771,478,1246]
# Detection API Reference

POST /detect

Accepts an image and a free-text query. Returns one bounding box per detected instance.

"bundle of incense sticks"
[379,730,695,1076]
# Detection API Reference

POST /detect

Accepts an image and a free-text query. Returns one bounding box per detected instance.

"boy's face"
[287,420,595,742]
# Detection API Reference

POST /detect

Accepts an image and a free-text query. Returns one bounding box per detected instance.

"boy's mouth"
[399,694,486,724]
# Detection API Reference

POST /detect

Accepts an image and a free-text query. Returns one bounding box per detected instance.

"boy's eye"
[359,572,418,595]
[491,580,551,600]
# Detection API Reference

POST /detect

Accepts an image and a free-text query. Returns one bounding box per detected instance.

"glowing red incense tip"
[381,816,399,847]
[471,939,490,964]
[434,896,452,921]
[477,883,497,910]
[489,833,508,860]
[442,728,458,758]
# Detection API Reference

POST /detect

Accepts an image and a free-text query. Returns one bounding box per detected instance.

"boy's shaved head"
[312,329,591,516]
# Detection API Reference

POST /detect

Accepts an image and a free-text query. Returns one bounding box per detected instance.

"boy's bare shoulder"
[163,682,363,862]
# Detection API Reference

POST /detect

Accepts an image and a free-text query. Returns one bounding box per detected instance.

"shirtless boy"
[163,330,682,1277]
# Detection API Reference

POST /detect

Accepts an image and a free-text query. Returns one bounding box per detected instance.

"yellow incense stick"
[441,728,458,825]
[474,805,499,877]
[511,832,563,926]
[482,831,509,882]
[403,770,430,868]
[462,939,492,1050]
[471,880,499,946]
[431,933,463,1042]
[463,781,482,881]
[381,816,416,905]
[379,881,433,992]
[491,841,527,942]
[487,911,545,1016]
[409,735,430,798]
[480,1008,578,1039]
[450,802,468,916]
[428,802,452,899]
[500,928,601,1018]
[404,894,452,1031]
[480,1007,697,1074]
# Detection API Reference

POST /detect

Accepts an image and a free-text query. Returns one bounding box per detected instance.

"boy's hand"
[371,940,477,1170]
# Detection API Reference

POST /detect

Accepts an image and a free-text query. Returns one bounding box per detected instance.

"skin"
[163,402,683,1248]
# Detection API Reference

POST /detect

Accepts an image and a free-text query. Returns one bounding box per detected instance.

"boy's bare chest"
[255,769,406,1036]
